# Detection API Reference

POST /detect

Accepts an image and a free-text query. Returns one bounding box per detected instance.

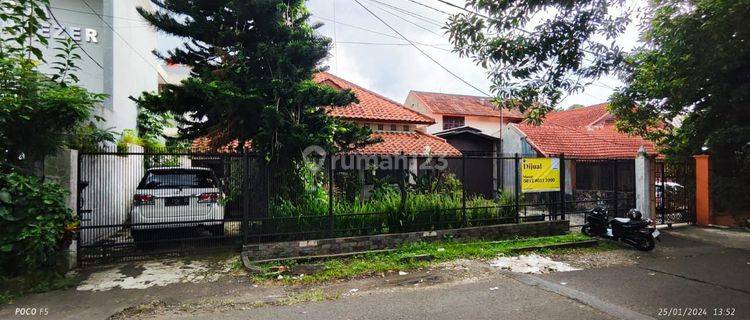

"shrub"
[266,169,520,237]
[65,122,116,152]
[116,129,142,153]
[0,173,74,276]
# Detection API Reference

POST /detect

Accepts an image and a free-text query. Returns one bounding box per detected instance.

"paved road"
[174,276,617,320]
[177,228,750,320]
[542,229,750,319]
[3,227,747,320]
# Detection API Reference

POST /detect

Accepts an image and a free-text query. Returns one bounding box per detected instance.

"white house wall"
[38,0,158,134]
[404,94,510,137]
[105,0,157,133]
[502,127,533,157]
[39,0,106,103]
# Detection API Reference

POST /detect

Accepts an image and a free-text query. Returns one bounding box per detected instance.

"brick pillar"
[694,155,711,226]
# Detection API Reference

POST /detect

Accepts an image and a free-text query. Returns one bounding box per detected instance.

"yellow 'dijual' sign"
[521,158,561,193]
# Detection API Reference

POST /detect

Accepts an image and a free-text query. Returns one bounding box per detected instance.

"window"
[390,124,397,131]
[377,124,384,131]
[402,125,410,131]
[443,116,465,130]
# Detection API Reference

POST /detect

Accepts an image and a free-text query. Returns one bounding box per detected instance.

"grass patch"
[250,233,596,284]
[0,271,77,304]
[280,289,340,305]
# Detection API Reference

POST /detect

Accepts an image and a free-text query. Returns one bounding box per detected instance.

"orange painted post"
[694,155,710,226]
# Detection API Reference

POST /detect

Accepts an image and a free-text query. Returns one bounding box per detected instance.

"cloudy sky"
[160,0,645,109]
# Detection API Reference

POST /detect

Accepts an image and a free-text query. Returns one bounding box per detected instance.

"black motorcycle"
[582,207,659,251]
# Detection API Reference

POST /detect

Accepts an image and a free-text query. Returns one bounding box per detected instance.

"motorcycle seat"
[612,217,631,224]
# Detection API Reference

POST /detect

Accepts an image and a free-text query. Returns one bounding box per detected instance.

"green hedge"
[0,173,74,276]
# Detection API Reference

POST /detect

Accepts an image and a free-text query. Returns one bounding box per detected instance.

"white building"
[38,0,162,133]
[404,91,524,138]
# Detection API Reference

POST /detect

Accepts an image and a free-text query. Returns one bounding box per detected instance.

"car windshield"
[138,169,216,189]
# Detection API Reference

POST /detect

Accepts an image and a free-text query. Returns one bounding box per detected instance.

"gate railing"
[75,148,637,266]
[655,159,696,225]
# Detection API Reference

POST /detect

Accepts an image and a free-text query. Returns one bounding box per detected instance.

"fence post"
[514,153,520,223]
[242,151,250,243]
[660,162,666,224]
[327,155,334,237]
[559,154,566,221]
[612,160,619,217]
[461,153,467,226]
[694,155,711,226]
[635,148,655,222]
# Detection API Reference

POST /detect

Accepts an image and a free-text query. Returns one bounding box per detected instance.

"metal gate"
[655,159,695,225]
[76,150,257,266]
[73,150,651,266]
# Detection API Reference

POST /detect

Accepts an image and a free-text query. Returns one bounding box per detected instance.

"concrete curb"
[241,239,599,274]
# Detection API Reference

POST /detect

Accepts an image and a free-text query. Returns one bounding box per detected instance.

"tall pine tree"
[134,0,372,192]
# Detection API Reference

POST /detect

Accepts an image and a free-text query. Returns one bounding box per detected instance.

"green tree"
[608,0,750,157]
[446,0,748,158]
[446,0,629,123]
[133,0,373,196]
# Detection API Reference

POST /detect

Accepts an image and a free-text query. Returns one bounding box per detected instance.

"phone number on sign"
[658,307,736,317]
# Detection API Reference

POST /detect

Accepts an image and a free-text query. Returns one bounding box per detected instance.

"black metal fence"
[76,149,637,266]
[655,159,696,225]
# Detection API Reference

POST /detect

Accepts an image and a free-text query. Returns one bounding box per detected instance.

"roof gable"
[409,91,524,119]
[315,72,435,124]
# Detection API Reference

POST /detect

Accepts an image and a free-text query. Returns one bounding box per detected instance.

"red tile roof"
[543,103,612,127]
[409,91,524,119]
[512,123,658,159]
[350,131,461,156]
[509,102,659,159]
[315,73,435,124]
[191,137,252,153]
[192,73,458,156]
[191,132,461,156]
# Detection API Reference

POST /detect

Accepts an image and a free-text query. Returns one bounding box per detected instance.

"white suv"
[130,167,225,242]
